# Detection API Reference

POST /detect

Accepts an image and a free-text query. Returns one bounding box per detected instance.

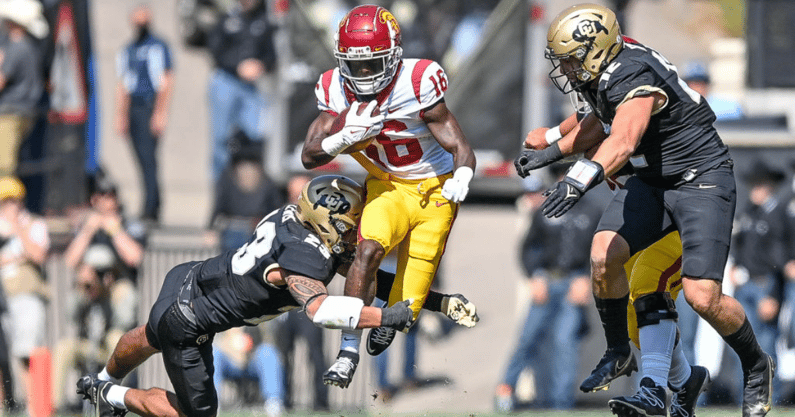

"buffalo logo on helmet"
[314,189,352,215]
[572,18,608,43]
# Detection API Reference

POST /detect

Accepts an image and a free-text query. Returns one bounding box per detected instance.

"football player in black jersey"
[75,175,478,417]
[514,4,773,417]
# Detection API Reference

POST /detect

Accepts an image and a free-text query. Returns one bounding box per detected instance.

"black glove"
[381,299,415,331]
[541,159,604,218]
[514,143,563,178]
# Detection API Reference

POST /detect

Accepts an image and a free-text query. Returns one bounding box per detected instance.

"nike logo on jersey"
[435,201,446,207]
[697,184,717,189]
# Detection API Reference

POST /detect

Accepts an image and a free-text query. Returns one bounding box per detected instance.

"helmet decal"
[313,188,352,215]
[379,8,400,48]
[572,19,608,43]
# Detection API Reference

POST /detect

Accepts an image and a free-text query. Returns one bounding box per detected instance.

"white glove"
[441,294,479,327]
[322,101,385,156]
[441,166,474,203]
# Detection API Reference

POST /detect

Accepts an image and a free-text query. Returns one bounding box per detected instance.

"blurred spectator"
[681,60,744,121]
[495,163,599,411]
[778,163,795,404]
[63,173,146,333]
[207,0,276,181]
[0,176,49,403]
[0,0,48,176]
[52,261,125,413]
[114,4,174,223]
[275,174,329,412]
[210,129,283,252]
[213,326,285,417]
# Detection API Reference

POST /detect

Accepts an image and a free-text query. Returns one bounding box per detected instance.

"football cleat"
[670,365,711,417]
[366,326,396,356]
[742,353,775,417]
[76,374,128,417]
[580,347,638,392]
[608,377,667,417]
[323,350,359,389]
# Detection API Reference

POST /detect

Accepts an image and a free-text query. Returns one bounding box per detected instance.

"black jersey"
[579,37,731,184]
[190,204,343,334]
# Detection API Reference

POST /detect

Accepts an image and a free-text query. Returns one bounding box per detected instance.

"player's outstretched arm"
[284,271,413,331]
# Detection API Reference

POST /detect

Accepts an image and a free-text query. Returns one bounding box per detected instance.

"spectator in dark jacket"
[207,0,277,181]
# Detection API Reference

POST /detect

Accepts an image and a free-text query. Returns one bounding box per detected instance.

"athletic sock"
[639,319,677,388]
[98,367,121,385]
[340,329,362,354]
[722,317,765,371]
[595,294,630,351]
[668,332,692,390]
[106,385,130,410]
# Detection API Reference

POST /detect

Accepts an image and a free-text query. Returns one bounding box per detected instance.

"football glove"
[441,166,474,203]
[514,142,564,178]
[442,294,479,327]
[541,159,604,218]
[380,299,415,331]
[322,101,385,156]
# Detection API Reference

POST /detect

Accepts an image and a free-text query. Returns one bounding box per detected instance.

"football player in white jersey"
[301,4,478,388]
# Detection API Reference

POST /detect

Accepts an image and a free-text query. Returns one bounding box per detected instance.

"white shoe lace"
[371,327,396,345]
[631,385,666,410]
[670,390,690,417]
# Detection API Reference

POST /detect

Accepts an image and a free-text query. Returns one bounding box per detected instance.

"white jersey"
[315,59,454,180]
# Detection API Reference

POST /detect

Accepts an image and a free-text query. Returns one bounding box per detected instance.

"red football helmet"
[335,4,402,95]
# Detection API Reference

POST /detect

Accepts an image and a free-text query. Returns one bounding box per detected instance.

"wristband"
[565,159,605,192]
[545,125,563,145]
[320,131,347,156]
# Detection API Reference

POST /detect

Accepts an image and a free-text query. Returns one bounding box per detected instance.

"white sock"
[340,329,362,354]
[668,334,692,390]
[639,319,677,388]
[98,367,121,384]
[106,385,130,410]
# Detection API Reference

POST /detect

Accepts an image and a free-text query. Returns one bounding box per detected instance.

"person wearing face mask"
[114,4,174,223]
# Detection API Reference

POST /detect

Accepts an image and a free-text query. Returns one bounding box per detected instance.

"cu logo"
[572,19,608,43]
[315,191,351,215]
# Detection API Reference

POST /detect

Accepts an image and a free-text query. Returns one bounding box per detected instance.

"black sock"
[595,294,630,352]
[722,317,765,371]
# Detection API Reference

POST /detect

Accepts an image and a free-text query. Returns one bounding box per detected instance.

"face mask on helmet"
[296,175,365,256]
[545,3,623,93]
[335,5,403,95]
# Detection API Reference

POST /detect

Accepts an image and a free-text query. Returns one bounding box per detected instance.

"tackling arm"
[283,270,413,331]
[587,95,656,177]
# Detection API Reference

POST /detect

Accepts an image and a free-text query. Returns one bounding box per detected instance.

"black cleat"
[366,326,396,356]
[608,377,667,416]
[580,347,638,392]
[76,374,128,417]
[742,353,775,417]
[323,350,359,389]
[670,365,711,417]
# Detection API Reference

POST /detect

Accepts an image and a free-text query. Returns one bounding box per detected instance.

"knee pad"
[634,292,678,328]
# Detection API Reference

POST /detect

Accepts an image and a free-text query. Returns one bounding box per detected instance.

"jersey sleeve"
[412,60,447,109]
[603,62,666,110]
[314,69,336,114]
[277,242,333,282]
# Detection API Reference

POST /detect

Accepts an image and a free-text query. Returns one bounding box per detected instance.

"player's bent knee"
[356,239,385,264]
[681,278,721,315]
[634,292,678,328]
